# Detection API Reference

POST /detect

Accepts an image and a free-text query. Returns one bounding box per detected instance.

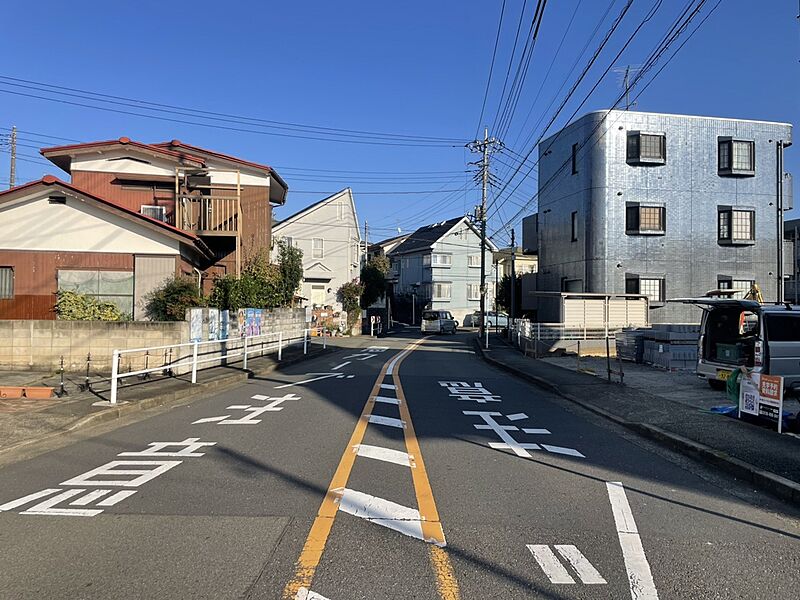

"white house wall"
[273,191,360,310]
[0,192,181,255]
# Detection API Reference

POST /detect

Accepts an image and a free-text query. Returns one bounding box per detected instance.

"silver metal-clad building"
[528,110,793,324]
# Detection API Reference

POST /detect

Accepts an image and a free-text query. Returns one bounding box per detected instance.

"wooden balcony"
[177,195,239,236]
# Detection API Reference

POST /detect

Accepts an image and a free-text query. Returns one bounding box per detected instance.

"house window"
[432,282,451,300]
[626,132,666,165]
[0,267,13,299]
[423,254,431,267]
[467,283,480,300]
[571,143,578,174]
[571,211,578,242]
[431,254,452,267]
[57,270,134,316]
[719,277,753,299]
[718,209,755,244]
[283,236,294,247]
[467,254,481,267]
[311,284,326,306]
[312,238,324,258]
[626,203,666,235]
[626,276,665,303]
[718,138,755,176]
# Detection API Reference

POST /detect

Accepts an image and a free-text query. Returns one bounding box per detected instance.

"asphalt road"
[1,331,799,599]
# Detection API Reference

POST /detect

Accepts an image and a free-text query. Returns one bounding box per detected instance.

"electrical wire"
[474,0,507,137]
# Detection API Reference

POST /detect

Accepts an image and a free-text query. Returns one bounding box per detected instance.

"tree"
[495,274,522,316]
[360,255,390,308]
[337,279,364,332]
[275,240,304,306]
[144,277,204,321]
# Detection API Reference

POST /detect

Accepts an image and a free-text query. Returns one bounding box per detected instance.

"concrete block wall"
[0,308,309,373]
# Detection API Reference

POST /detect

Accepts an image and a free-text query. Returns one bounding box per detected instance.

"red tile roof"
[40,137,207,171]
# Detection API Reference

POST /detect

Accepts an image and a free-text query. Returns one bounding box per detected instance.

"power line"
[0,75,467,147]
[474,0,507,137]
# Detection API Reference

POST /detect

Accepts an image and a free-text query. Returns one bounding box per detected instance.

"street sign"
[739,372,784,433]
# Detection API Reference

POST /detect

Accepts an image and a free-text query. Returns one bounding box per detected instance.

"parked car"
[674,298,800,394]
[464,311,509,328]
[421,310,458,334]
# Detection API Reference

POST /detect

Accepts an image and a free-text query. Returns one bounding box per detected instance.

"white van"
[421,310,458,335]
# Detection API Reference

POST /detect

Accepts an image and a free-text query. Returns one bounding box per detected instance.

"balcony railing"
[177,195,239,235]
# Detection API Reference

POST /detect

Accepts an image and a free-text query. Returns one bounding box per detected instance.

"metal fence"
[109,329,321,404]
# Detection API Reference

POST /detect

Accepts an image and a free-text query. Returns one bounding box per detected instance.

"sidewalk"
[476,334,800,504]
[0,335,374,461]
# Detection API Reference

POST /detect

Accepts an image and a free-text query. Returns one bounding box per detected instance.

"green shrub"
[144,277,204,321]
[55,290,128,321]
[337,279,364,332]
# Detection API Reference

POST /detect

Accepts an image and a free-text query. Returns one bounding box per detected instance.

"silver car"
[421,310,458,334]
[676,298,800,394]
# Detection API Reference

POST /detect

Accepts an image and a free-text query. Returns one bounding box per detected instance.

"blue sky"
[0,1,797,246]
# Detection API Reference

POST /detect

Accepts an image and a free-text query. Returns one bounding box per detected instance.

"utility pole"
[468,127,502,344]
[510,228,516,322]
[9,125,16,189]
[777,140,786,303]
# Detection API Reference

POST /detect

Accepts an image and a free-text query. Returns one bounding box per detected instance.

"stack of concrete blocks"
[641,324,700,370]
[615,329,647,363]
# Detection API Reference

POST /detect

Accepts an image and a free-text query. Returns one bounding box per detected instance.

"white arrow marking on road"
[555,545,607,584]
[334,488,425,541]
[373,395,400,405]
[527,545,576,584]
[295,588,331,600]
[368,414,405,429]
[353,444,413,467]
[606,482,659,600]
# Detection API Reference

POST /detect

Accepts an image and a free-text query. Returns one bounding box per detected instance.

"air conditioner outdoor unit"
[141,205,167,222]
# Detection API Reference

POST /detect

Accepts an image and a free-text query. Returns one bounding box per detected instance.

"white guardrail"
[109,328,324,404]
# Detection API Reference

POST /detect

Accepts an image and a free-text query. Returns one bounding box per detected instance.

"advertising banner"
[739,372,784,433]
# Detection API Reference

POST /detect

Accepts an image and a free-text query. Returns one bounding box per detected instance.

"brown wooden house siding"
[0,250,134,320]
[71,171,176,223]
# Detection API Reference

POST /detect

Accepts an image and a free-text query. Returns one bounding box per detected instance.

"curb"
[0,346,338,461]
[473,338,800,505]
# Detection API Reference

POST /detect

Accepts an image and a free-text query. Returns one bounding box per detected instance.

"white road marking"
[335,488,425,541]
[353,444,413,467]
[227,404,252,409]
[61,460,182,488]
[21,489,102,517]
[275,373,341,388]
[555,545,607,584]
[368,414,405,429]
[118,438,216,457]
[527,545,576,584]
[522,428,551,435]
[0,488,60,512]
[541,444,585,458]
[373,395,400,405]
[380,383,397,390]
[295,588,331,600]
[332,361,350,371]
[507,413,529,421]
[386,349,411,375]
[489,441,541,453]
[97,490,138,506]
[69,489,112,506]
[192,415,228,424]
[466,411,533,457]
[606,482,660,600]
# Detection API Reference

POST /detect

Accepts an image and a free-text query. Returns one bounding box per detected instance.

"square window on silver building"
[626,132,666,165]
[718,138,755,176]
[718,209,755,244]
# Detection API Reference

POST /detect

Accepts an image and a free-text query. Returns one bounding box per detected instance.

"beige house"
[493,247,538,278]
[272,188,361,310]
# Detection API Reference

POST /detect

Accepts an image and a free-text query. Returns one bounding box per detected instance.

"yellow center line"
[282,338,460,599]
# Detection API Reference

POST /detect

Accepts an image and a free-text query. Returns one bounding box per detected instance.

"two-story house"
[271,188,361,310]
[387,216,497,324]
[0,137,288,319]
[531,110,793,323]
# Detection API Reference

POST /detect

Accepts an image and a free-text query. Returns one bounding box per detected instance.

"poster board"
[208,308,220,341]
[739,372,784,433]
[189,308,203,342]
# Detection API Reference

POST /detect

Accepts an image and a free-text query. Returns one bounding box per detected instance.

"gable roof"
[0,175,212,257]
[40,137,207,173]
[390,216,498,255]
[369,232,411,254]
[273,188,359,237]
